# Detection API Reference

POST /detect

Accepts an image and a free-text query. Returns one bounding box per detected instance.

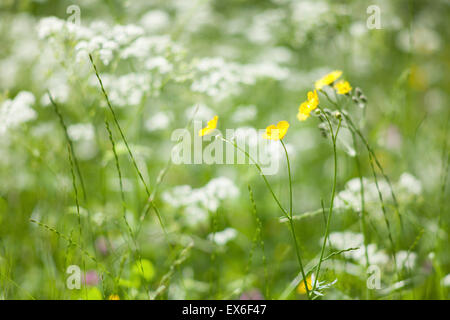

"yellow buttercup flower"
[263,120,289,140]
[297,276,313,294]
[315,70,343,90]
[334,80,352,95]
[297,90,319,121]
[108,294,120,300]
[198,115,218,137]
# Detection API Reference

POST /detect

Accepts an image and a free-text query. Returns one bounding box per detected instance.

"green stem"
[280,140,293,218]
[280,139,310,299]
[321,89,401,227]
[312,115,341,293]
[89,54,167,236]
[351,131,370,268]
[351,130,370,299]
[288,217,310,299]
[221,136,309,298]
[220,137,289,218]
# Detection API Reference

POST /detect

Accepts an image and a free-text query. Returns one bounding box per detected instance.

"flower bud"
[334,111,342,119]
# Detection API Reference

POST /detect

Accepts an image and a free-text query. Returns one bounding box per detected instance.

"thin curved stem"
[280,140,293,218]
[320,89,401,226]
[89,54,167,236]
[312,115,341,293]
[221,136,310,298]
[280,139,310,298]
[288,218,310,299]
[220,136,289,218]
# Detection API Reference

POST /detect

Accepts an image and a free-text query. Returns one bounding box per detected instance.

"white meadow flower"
[162,177,239,213]
[67,123,95,141]
[140,10,170,32]
[208,228,238,246]
[397,173,422,195]
[442,274,450,287]
[185,103,215,121]
[396,251,417,270]
[0,91,36,135]
[145,111,172,132]
[145,57,173,74]
[231,105,257,123]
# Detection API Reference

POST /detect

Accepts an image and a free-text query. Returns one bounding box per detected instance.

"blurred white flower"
[334,172,421,212]
[37,16,92,40]
[398,173,422,196]
[245,9,284,44]
[145,111,172,132]
[396,251,417,270]
[90,73,149,107]
[326,232,389,266]
[162,177,239,213]
[256,47,293,64]
[231,105,257,123]
[145,57,173,74]
[233,127,259,148]
[442,274,450,287]
[184,205,208,227]
[349,22,368,37]
[208,228,238,246]
[67,123,95,141]
[37,17,65,39]
[245,62,289,81]
[111,24,144,46]
[191,57,286,100]
[185,103,215,121]
[204,176,239,201]
[0,91,36,135]
[397,27,441,53]
[291,1,329,27]
[120,35,174,59]
[328,231,364,250]
[140,10,170,32]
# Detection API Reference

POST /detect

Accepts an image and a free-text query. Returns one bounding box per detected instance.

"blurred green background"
[0,0,448,299]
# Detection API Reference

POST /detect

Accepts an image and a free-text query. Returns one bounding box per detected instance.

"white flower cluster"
[67,123,98,160]
[37,17,179,66]
[67,123,95,141]
[328,231,389,266]
[145,111,173,132]
[89,73,150,108]
[245,9,285,44]
[190,57,288,100]
[185,103,215,121]
[442,274,450,287]
[208,228,238,246]
[37,15,183,108]
[327,231,417,270]
[231,105,257,123]
[334,172,422,212]
[162,177,239,226]
[0,91,36,135]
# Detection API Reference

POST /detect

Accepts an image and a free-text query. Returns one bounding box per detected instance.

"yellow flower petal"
[297,111,309,121]
[315,70,343,90]
[334,80,352,95]
[277,120,289,130]
[297,276,313,294]
[262,121,289,140]
[198,115,218,136]
[297,90,319,122]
